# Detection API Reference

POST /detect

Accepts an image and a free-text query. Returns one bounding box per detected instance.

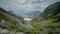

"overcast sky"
[0,0,60,15]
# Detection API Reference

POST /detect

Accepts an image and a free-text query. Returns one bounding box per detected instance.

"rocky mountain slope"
[30,2,60,34]
[0,7,33,34]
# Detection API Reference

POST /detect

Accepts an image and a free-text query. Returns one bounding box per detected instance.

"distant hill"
[24,11,41,18]
[8,11,16,15]
[0,8,20,18]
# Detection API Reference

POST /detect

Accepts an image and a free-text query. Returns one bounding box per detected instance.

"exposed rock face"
[0,20,14,27]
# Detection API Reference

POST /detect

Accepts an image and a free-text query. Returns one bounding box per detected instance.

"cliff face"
[30,2,60,34]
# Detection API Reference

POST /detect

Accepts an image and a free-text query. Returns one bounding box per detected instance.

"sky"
[0,0,60,15]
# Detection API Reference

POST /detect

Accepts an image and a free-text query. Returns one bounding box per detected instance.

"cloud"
[8,0,49,10]
[0,0,52,10]
[11,3,33,9]
[0,0,60,12]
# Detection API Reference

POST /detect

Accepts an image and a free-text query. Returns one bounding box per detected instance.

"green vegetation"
[30,2,60,34]
[0,14,10,21]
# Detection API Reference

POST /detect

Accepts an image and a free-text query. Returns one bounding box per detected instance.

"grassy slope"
[30,2,60,34]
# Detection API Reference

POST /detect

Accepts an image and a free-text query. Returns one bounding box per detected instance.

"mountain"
[0,2,60,34]
[40,2,60,20]
[8,11,16,15]
[24,11,41,18]
[30,2,60,34]
[0,7,35,34]
[0,7,29,34]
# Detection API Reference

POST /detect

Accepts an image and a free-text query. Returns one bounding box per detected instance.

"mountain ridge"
[30,2,60,34]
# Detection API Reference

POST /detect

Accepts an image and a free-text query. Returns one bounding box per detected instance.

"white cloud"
[0,0,60,12]
[9,3,33,9]
[8,0,49,10]
[15,0,26,3]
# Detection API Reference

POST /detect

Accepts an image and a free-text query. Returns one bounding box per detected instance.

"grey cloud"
[0,0,60,12]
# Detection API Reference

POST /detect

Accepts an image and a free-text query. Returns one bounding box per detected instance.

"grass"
[0,14,10,21]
